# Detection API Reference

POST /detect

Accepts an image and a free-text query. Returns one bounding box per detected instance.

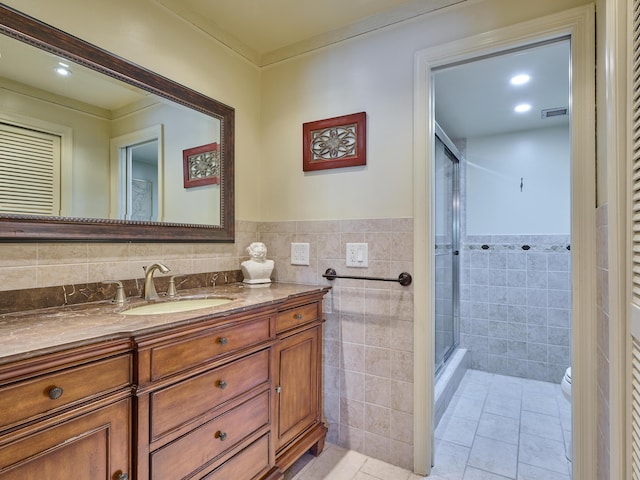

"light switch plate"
[346,243,368,268]
[291,243,310,265]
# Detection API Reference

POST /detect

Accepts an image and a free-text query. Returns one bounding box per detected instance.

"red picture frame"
[302,112,366,172]
[183,142,220,188]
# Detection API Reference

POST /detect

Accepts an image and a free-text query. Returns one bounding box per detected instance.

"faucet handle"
[167,274,184,298]
[102,280,128,306]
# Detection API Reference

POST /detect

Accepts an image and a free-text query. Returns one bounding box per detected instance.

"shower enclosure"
[434,128,460,376]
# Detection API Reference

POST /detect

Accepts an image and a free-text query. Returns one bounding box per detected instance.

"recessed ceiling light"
[514,103,531,113]
[510,74,530,85]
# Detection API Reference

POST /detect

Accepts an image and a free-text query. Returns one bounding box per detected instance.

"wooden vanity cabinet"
[0,285,329,480]
[0,341,133,480]
[273,293,328,472]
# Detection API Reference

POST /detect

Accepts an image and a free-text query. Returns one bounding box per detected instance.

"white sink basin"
[122,297,233,315]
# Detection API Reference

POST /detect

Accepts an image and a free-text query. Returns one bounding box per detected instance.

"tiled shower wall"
[257,218,415,469]
[460,234,572,383]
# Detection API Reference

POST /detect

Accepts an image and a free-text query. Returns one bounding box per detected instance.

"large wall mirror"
[0,5,234,242]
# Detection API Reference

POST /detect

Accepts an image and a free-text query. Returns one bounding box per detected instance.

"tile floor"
[284,443,425,480]
[432,369,572,479]
[286,369,572,480]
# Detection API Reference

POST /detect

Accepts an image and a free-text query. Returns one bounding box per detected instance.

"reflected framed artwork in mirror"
[0,4,234,242]
[183,143,220,189]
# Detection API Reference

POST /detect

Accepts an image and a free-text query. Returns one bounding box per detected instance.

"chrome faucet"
[142,263,171,300]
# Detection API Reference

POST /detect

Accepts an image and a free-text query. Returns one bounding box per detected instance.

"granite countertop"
[0,282,330,365]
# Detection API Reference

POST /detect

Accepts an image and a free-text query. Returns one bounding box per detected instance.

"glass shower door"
[434,134,459,376]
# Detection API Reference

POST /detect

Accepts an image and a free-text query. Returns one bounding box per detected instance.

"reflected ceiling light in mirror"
[514,103,531,113]
[54,61,71,77]
[510,74,530,85]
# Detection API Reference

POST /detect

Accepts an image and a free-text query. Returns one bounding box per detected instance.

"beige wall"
[259,0,593,222]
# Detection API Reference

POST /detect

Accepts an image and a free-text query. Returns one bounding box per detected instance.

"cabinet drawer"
[0,398,130,477]
[151,392,269,479]
[202,434,271,480]
[276,303,318,332]
[150,315,272,380]
[151,349,269,440]
[0,354,131,430]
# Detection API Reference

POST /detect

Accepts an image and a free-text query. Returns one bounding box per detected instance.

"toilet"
[561,367,572,465]
[561,366,572,401]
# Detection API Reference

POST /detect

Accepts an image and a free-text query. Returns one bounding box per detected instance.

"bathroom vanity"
[0,283,330,480]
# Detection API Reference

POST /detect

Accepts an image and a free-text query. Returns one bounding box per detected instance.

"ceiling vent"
[541,107,568,118]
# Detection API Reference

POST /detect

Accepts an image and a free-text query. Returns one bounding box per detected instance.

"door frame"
[412,5,596,477]
[604,1,628,478]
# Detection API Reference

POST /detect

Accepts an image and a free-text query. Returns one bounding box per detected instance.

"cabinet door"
[0,398,130,480]
[273,326,320,451]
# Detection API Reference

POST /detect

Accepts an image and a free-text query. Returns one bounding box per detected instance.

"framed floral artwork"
[183,142,220,188]
[302,112,366,172]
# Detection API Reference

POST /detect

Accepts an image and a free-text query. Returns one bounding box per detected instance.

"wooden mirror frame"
[0,5,234,242]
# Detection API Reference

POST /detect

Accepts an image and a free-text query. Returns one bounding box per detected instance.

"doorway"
[412,6,596,478]
[109,124,163,221]
[126,140,159,221]
[431,39,572,478]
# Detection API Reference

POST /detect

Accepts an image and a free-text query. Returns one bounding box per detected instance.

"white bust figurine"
[241,242,274,284]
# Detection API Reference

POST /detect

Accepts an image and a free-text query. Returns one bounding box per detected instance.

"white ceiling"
[153,0,465,66]
[149,0,571,138]
[435,40,570,142]
[0,33,148,113]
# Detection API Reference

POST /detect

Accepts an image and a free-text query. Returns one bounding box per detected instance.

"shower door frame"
[434,130,460,378]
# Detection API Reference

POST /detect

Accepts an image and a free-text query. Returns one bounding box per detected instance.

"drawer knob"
[217,380,227,389]
[48,386,64,400]
[117,473,129,480]
[294,313,303,320]
[215,431,227,441]
[217,337,228,345]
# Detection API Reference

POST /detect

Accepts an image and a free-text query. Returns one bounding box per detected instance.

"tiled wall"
[596,204,610,479]
[258,218,415,469]
[0,221,260,292]
[460,234,572,383]
[0,217,415,470]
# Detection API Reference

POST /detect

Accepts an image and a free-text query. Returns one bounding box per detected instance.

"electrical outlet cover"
[346,243,368,267]
[291,243,310,265]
